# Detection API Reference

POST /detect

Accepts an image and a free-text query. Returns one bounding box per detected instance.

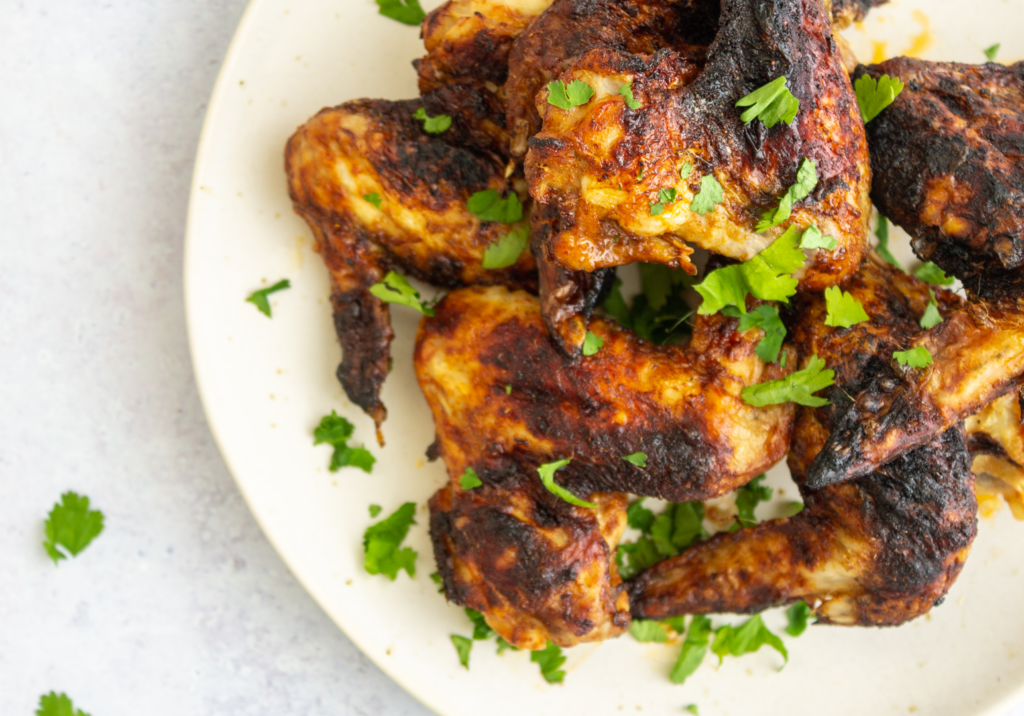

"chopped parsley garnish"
[530,641,567,684]
[460,467,483,490]
[920,291,943,329]
[413,107,452,134]
[537,459,596,508]
[313,411,376,473]
[37,692,91,716]
[785,602,812,636]
[695,225,805,315]
[650,187,679,216]
[854,73,905,123]
[619,81,641,110]
[756,158,818,233]
[369,271,436,315]
[363,502,418,580]
[582,331,604,356]
[690,175,725,215]
[627,498,656,532]
[630,619,671,643]
[451,635,473,668]
[482,226,529,269]
[505,384,512,394]
[246,279,291,318]
[623,452,648,467]
[467,189,523,224]
[375,0,425,25]
[617,497,708,579]
[894,346,933,368]
[799,224,837,251]
[781,500,804,517]
[824,286,870,329]
[736,76,801,128]
[43,492,104,565]
[363,192,383,209]
[734,474,772,528]
[603,266,693,345]
[685,706,700,715]
[466,607,494,640]
[711,614,787,665]
[725,304,787,363]
[547,79,595,110]
[680,162,694,180]
[369,504,382,517]
[874,215,901,268]
[984,43,1001,61]
[741,354,835,408]
[914,261,954,286]
[670,615,713,685]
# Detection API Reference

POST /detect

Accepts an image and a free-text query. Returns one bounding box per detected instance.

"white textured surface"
[2,2,1024,716]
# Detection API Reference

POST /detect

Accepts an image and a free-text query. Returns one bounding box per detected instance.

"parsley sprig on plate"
[44,492,105,565]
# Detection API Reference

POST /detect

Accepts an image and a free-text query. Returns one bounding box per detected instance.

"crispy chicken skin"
[430,478,630,649]
[526,0,870,289]
[857,59,1024,300]
[418,0,554,95]
[285,85,535,434]
[629,257,978,627]
[829,0,887,29]
[414,286,795,503]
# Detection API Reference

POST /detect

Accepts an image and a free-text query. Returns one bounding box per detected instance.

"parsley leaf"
[670,615,712,685]
[616,536,662,579]
[874,215,901,268]
[363,502,418,580]
[727,304,786,363]
[651,187,679,216]
[695,226,804,315]
[824,286,870,329]
[313,411,376,473]
[43,492,104,565]
[854,73,905,123]
[369,271,436,315]
[630,619,671,643]
[531,641,567,684]
[467,189,523,224]
[734,475,772,528]
[413,107,452,134]
[920,292,944,329]
[465,607,495,640]
[36,692,91,716]
[451,635,473,668]
[685,707,700,715]
[369,504,382,518]
[482,226,529,269]
[984,43,1001,61]
[711,614,787,665]
[756,158,817,233]
[603,268,694,345]
[460,468,483,490]
[623,452,647,467]
[799,224,837,250]
[680,162,694,180]
[505,384,512,394]
[547,79,595,110]
[497,637,519,654]
[582,331,603,356]
[363,192,383,209]
[537,459,596,508]
[741,354,835,407]
[246,279,291,318]
[651,502,708,557]
[375,0,425,25]
[619,81,641,110]
[914,261,954,286]
[736,76,801,128]
[894,346,933,368]
[627,498,656,532]
[690,175,725,215]
[786,602,812,637]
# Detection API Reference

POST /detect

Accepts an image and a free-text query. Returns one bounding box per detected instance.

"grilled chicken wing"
[967,389,1024,519]
[430,477,630,649]
[285,84,535,435]
[418,0,554,95]
[525,0,870,306]
[857,59,1024,300]
[829,0,888,28]
[414,286,795,503]
[629,256,978,626]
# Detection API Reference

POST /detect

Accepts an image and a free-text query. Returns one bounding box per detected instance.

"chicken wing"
[629,256,978,626]
[967,389,1024,520]
[414,286,795,503]
[526,0,870,290]
[430,476,630,649]
[829,0,888,29]
[285,84,535,435]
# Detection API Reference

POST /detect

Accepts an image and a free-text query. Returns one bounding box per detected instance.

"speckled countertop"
[1,2,1022,715]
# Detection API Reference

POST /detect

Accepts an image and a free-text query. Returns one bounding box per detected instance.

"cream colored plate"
[184,1,1024,714]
